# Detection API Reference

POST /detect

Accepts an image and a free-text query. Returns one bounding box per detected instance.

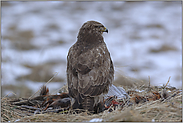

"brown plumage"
[67,20,114,113]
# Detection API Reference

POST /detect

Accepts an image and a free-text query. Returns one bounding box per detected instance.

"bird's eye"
[95,26,100,28]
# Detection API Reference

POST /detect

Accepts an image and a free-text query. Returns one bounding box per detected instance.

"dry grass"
[1,81,182,122]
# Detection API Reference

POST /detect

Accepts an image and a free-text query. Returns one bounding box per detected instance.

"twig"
[41,108,69,114]
[148,76,150,88]
[138,84,146,90]
[161,90,181,103]
[2,91,17,100]
[152,112,160,121]
[21,105,41,110]
[2,113,11,121]
[28,72,59,99]
[44,72,59,86]
[147,76,151,92]
[164,76,171,88]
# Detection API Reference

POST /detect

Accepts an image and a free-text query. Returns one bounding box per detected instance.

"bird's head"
[79,20,108,35]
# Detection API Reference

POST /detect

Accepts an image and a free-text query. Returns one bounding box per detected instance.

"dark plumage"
[67,20,114,113]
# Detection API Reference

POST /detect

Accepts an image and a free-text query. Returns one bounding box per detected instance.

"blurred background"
[1,1,182,98]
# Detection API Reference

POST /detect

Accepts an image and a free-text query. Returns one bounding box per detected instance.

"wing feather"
[83,44,112,96]
[67,42,114,106]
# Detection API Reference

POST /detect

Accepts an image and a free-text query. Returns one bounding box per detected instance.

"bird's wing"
[67,43,113,98]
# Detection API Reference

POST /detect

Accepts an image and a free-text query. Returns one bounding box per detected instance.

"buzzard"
[67,21,114,113]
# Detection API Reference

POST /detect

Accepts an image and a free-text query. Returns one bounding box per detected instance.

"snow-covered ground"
[1,1,182,96]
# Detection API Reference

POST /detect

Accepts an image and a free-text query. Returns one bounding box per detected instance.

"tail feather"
[82,96,94,112]
[72,94,97,113]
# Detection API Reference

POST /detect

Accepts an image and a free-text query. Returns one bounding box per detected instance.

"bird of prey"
[67,20,114,113]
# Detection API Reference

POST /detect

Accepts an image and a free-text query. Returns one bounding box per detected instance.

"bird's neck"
[77,32,103,45]
[75,33,104,55]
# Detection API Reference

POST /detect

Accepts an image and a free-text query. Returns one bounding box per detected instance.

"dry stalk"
[28,72,59,99]
[2,91,17,100]
[164,76,171,88]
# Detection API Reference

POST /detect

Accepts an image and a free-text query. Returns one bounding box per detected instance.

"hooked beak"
[101,27,108,33]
